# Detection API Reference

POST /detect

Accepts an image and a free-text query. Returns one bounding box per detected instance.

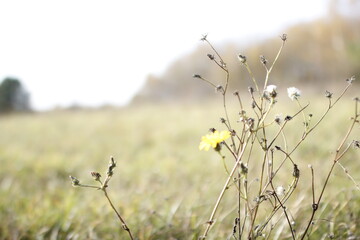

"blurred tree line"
[132,1,360,104]
[0,77,31,113]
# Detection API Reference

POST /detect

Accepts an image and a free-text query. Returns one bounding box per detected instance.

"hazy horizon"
[0,0,329,110]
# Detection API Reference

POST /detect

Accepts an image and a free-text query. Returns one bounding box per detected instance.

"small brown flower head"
[285,115,293,121]
[220,117,226,124]
[91,171,101,181]
[312,203,318,210]
[246,118,255,129]
[275,114,282,125]
[216,85,224,93]
[233,218,239,234]
[238,110,247,122]
[240,162,248,175]
[69,175,80,187]
[207,54,215,60]
[233,90,239,96]
[234,217,239,225]
[260,55,267,65]
[280,33,287,42]
[237,54,247,64]
[293,164,300,178]
[353,97,360,102]
[192,74,202,79]
[251,101,256,109]
[346,75,356,84]
[325,90,333,98]
[353,140,360,149]
[200,34,208,41]
[107,157,116,177]
[248,86,254,94]
[209,127,216,133]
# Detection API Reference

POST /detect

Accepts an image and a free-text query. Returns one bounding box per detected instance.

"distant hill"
[132,12,360,104]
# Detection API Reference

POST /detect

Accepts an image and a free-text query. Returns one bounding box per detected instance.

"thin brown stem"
[263,40,285,90]
[336,161,360,191]
[310,166,315,205]
[78,184,101,189]
[290,83,352,156]
[238,172,242,240]
[270,185,296,240]
[235,93,244,112]
[201,134,251,239]
[244,63,260,92]
[103,189,134,240]
[301,101,358,239]
[203,39,225,65]
[197,76,218,89]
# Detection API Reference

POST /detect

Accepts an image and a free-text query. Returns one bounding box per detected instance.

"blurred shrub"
[0,77,31,113]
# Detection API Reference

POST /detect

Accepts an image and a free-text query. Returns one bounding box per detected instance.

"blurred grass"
[0,96,360,239]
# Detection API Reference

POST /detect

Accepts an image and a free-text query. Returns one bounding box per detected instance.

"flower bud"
[275,114,282,125]
[216,85,224,93]
[353,140,360,149]
[346,75,355,83]
[91,171,101,181]
[237,54,247,64]
[280,33,287,41]
[200,34,208,41]
[248,86,254,94]
[260,55,267,65]
[293,164,300,178]
[107,157,116,177]
[325,90,333,98]
[207,54,215,60]
[69,175,80,186]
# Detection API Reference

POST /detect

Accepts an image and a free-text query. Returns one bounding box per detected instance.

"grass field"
[0,96,360,239]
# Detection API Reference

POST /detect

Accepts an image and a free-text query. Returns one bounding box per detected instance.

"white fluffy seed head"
[276,186,286,196]
[265,85,277,93]
[287,87,301,100]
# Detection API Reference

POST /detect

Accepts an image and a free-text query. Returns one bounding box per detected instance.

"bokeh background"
[0,0,360,239]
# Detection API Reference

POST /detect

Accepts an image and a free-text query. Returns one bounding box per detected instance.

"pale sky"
[0,0,329,110]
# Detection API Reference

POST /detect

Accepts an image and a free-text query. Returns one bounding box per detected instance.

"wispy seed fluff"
[287,87,301,100]
[265,85,278,98]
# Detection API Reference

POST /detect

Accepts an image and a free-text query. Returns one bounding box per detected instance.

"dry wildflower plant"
[194,34,360,239]
[69,157,134,240]
[67,34,360,240]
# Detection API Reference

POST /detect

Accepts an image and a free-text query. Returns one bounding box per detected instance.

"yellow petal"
[199,141,211,151]
[220,130,231,141]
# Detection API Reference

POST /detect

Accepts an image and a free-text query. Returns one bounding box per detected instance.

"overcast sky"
[0,0,329,110]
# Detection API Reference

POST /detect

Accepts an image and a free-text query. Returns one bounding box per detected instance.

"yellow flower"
[199,130,231,151]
